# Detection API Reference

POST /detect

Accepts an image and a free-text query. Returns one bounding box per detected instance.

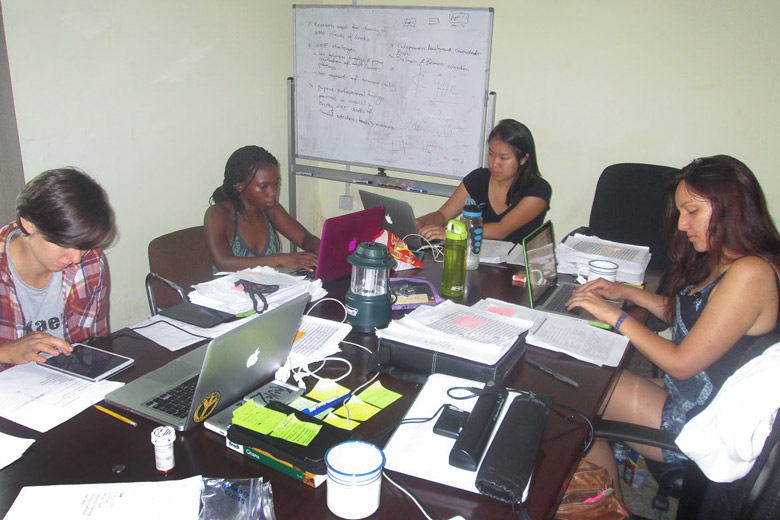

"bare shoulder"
[204,202,232,226]
[726,255,777,283]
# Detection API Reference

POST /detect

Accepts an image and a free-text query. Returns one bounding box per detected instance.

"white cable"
[383,471,436,520]
[341,339,373,355]
[306,297,348,322]
[295,356,353,382]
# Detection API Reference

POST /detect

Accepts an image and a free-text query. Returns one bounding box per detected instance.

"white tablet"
[38,343,134,382]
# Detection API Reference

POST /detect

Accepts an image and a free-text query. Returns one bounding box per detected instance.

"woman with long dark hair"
[566,155,780,497]
[204,145,320,272]
[415,119,552,243]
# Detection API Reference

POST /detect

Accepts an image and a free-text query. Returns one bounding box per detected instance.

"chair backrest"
[147,226,213,312]
[588,163,676,270]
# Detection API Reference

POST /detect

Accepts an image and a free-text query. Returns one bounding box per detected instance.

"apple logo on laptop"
[348,237,357,252]
[246,347,261,368]
[385,213,393,225]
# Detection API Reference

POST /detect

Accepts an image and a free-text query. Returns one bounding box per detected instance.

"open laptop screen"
[523,221,558,307]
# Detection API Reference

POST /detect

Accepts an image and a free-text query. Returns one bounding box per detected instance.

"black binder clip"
[234,280,279,314]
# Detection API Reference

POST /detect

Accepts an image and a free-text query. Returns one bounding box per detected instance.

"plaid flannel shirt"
[0,222,109,371]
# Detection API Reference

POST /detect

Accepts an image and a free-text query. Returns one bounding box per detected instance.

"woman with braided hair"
[204,145,320,272]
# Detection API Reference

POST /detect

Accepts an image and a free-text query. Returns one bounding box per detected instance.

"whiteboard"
[293,6,493,180]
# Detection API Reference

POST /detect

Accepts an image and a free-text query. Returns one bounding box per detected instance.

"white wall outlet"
[339,195,353,210]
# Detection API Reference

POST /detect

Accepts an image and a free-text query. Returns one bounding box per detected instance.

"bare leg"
[585,370,669,499]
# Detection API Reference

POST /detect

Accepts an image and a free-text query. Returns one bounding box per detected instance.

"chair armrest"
[561,226,590,243]
[595,419,681,453]
[145,272,189,315]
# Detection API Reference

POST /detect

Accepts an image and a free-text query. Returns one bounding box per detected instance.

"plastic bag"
[199,477,277,520]
[372,230,424,271]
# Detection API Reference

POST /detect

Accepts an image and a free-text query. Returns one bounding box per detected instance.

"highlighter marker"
[587,321,613,330]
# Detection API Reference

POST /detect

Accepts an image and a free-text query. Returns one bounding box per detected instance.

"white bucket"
[325,440,385,519]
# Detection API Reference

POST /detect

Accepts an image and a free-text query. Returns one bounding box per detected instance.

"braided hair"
[210,146,279,214]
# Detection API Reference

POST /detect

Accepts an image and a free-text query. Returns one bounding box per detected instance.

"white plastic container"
[325,441,385,519]
[151,425,176,474]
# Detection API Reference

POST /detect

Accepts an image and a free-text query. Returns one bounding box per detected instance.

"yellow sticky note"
[357,380,402,409]
[287,396,317,411]
[305,379,351,403]
[323,413,361,431]
[288,396,329,419]
[333,395,381,422]
[270,414,322,446]
[232,401,287,435]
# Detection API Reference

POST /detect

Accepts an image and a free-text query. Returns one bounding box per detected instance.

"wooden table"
[0,261,661,519]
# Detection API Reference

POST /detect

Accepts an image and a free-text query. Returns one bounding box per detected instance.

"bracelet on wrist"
[615,312,630,332]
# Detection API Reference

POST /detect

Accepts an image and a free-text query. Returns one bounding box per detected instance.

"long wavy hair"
[210,145,279,214]
[663,155,780,321]
[488,119,542,207]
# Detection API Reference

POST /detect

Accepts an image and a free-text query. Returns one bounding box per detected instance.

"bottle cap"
[151,425,176,446]
[445,219,467,240]
[462,198,482,217]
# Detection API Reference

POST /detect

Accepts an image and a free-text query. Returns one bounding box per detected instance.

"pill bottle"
[151,425,176,474]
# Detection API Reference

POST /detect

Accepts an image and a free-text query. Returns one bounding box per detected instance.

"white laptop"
[105,292,309,431]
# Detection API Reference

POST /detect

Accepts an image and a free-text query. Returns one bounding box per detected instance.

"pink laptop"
[314,206,385,283]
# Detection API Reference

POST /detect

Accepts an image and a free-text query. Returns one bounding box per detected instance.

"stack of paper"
[472,298,629,367]
[556,234,651,285]
[287,315,352,369]
[480,240,525,265]
[189,266,326,315]
[375,300,533,365]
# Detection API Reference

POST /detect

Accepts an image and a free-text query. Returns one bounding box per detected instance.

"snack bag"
[372,230,423,271]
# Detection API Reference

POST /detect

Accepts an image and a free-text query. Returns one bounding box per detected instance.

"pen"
[302,393,352,416]
[94,405,138,428]
[525,358,579,388]
[298,172,314,177]
[353,180,371,185]
[621,282,644,289]
[587,321,613,330]
[479,262,507,269]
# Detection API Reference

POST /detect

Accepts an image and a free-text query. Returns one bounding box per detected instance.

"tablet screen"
[41,343,133,381]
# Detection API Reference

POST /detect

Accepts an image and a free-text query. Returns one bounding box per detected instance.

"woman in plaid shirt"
[0,168,113,371]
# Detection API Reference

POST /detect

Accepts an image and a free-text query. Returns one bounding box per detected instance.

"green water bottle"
[441,219,467,298]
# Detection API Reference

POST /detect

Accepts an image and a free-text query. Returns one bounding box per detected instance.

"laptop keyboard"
[145,376,198,419]
[544,284,577,313]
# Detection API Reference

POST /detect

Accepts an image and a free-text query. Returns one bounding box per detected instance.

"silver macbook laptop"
[105,292,309,431]
[523,221,590,319]
[359,190,423,249]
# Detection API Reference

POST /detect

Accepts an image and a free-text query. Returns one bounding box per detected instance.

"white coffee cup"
[325,440,385,519]
[577,259,619,285]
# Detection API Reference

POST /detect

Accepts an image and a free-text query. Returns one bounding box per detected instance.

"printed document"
[287,314,351,368]
[376,300,532,365]
[473,298,629,367]
[0,432,35,471]
[0,363,124,432]
[4,475,202,520]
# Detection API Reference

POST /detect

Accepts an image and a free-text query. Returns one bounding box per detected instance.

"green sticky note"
[323,413,361,431]
[288,396,329,419]
[305,379,351,403]
[333,395,381,422]
[270,414,322,446]
[232,401,287,435]
[357,380,402,409]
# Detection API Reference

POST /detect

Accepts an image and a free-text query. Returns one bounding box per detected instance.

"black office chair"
[569,163,676,271]
[595,332,780,519]
[145,226,214,314]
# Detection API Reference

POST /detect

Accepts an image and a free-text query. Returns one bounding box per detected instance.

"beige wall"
[3,0,779,330]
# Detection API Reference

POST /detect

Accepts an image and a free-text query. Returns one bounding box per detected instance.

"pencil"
[94,405,138,428]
